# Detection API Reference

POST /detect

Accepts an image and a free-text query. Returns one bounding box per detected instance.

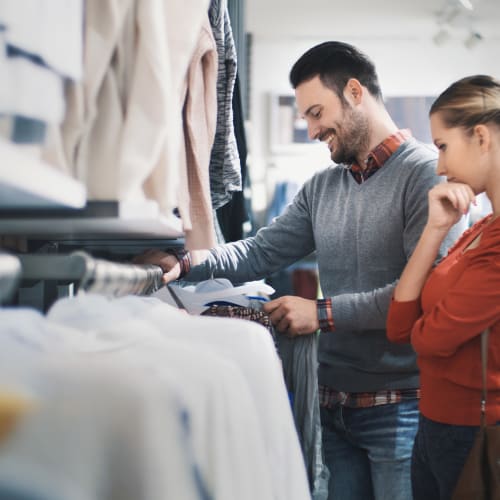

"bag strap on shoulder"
[480,328,490,428]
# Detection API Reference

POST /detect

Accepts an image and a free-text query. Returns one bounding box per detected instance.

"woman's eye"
[438,144,446,151]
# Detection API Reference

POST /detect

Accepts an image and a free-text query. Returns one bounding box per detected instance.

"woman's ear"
[473,124,491,151]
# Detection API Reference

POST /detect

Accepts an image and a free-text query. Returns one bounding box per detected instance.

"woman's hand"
[427,182,476,232]
[392,181,475,303]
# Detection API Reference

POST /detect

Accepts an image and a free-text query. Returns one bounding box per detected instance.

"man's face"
[295,75,370,164]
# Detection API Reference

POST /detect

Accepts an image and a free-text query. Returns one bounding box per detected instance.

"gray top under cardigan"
[185,138,466,392]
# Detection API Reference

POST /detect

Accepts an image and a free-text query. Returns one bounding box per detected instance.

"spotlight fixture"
[464,30,483,48]
[436,4,460,25]
[433,28,451,46]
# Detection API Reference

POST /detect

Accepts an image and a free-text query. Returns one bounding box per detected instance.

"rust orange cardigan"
[387,215,500,425]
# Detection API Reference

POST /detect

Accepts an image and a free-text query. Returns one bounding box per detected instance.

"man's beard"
[330,107,370,165]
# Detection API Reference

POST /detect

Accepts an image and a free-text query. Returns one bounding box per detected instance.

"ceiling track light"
[433,0,483,48]
[436,3,460,25]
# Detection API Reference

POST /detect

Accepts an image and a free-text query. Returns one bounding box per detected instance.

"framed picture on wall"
[384,96,436,144]
[268,93,317,153]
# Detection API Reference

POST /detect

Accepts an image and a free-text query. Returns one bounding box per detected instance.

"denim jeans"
[320,399,419,500]
[411,414,480,500]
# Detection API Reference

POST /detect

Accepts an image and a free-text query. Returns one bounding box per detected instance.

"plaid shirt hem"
[319,384,421,409]
[317,298,335,332]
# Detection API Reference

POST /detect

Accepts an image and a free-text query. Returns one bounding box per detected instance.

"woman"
[386,74,500,500]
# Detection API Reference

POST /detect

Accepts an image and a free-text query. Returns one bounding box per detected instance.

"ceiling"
[246,0,500,42]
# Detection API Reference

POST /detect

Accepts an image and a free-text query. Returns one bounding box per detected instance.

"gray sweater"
[186,138,465,392]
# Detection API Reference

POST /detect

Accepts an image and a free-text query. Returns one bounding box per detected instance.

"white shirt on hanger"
[0,358,201,500]
[47,294,275,500]
[117,294,312,500]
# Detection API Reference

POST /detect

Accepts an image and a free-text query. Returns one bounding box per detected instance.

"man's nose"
[308,122,320,141]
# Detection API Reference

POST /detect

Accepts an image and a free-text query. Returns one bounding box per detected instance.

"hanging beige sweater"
[42,0,133,187]
[43,0,210,231]
[181,15,218,250]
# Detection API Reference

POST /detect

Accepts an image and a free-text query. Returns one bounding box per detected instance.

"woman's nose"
[436,156,446,176]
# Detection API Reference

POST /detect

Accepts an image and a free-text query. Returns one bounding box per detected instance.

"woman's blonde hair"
[430,75,500,134]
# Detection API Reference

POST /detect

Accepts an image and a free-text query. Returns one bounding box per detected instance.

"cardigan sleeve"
[411,226,500,357]
[386,297,422,343]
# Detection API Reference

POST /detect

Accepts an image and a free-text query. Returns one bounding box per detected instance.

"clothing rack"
[18,251,164,300]
[0,252,22,305]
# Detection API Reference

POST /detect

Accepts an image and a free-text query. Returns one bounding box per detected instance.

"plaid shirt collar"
[349,129,412,184]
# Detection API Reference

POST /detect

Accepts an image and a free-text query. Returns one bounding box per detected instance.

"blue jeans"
[411,414,480,500]
[320,399,419,500]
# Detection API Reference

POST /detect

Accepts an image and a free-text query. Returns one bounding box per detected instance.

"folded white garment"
[154,278,274,314]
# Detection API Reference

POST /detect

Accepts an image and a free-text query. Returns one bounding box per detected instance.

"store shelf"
[0,139,183,240]
[0,200,184,240]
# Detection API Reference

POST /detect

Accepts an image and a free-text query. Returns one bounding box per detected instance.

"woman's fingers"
[430,182,475,213]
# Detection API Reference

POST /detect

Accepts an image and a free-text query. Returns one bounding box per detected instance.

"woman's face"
[430,112,485,193]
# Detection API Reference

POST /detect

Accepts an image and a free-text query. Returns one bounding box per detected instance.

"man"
[137,41,465,499]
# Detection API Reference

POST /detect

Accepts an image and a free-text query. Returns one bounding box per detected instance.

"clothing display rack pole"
[18,251,164,298]
[0,252,22,304]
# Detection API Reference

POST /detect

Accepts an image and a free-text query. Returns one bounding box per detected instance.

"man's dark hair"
[289,41,383,101]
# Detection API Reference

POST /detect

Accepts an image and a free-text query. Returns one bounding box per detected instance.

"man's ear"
[343,78,363,105]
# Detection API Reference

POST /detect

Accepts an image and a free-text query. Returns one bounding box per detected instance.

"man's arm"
[134,184,318,284]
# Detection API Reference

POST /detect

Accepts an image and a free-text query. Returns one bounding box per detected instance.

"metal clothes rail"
[18,251,164,298]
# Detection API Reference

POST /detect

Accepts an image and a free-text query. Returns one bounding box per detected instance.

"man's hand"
[263,296,319,336]
[132,249,181,284]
